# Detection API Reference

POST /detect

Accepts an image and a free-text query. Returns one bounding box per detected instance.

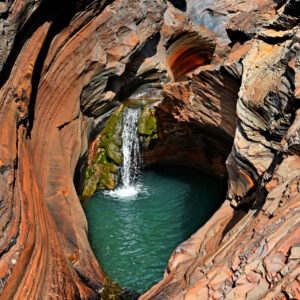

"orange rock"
[0,0,299,299]
[0,0,167,298]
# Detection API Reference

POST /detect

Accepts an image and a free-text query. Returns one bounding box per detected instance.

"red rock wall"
[166,26,215,79]
[141,0,300,299]
[0,0,167,298]
[0,0,299,299]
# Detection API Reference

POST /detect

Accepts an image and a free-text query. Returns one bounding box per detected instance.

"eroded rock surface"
[0,0,299,299]
[141,0,300,299]
[0,0,167,298]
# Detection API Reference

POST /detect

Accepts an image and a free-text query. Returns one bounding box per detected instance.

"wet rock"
[138,105,158,150]
[99,106,123,164]
[81,106,123,199]
[138,106,157,136]
[100,276,123,300]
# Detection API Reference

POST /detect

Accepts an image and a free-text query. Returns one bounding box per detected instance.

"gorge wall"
[0,0,299,299]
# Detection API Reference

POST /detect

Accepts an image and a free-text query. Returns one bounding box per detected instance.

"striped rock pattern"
[0,0,299,299]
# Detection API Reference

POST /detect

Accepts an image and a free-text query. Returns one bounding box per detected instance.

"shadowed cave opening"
[168,0,187,11]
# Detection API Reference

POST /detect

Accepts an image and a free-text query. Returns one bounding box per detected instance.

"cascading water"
[105,107,143,199]
[121,107,141,187]
[84,107,227,293]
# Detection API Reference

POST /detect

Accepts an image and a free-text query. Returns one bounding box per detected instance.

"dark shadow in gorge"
[168,0,187,11]
[105,32,162,100]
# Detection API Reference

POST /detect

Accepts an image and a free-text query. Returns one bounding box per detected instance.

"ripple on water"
[84,167,226,293]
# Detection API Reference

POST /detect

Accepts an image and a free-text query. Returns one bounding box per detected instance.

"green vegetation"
[99,106,123,164]
[138,105,158,149]
[80,106,123,201]
[98,275,140,300]
[80,104,159,201]
[99,276,123,300]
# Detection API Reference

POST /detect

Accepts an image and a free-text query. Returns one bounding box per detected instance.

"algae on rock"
[99,276,123,300]
[99,275,140,300]
[81,105,158,201]
[138,105,158,150]
[80,106,123,200]
[99,106,123,164]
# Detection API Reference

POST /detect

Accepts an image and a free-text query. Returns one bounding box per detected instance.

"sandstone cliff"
[0,0,299,299]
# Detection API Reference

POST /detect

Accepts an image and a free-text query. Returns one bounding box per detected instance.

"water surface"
[84,167,226,293]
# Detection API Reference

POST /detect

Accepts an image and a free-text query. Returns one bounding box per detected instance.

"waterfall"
[121,107,141,187]
[105,107,143,199]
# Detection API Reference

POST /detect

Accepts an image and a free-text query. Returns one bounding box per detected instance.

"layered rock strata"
[141,0,300,299]
[0,0,167,298]
[0,0,299,299]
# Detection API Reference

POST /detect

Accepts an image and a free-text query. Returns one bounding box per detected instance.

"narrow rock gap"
[26,2,86,136]
[257,34,293,44]
[0,0,76,89]
[226,29,251,47]
[167,0,187,11]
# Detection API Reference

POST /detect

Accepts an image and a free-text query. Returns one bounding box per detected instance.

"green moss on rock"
[106,142,122,165]
[99,106,123,164]
[99,276,123,300]
[138,105,158,150]
[94,148,118,190]
[138,105,157,136]
[80,106,124,200]
[99,275,140,300]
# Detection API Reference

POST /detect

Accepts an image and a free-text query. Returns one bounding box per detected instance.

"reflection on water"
[84,166,226,293]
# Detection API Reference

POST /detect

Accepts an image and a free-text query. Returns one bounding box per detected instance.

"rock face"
[144,59,241,176]
[0,0,167,298]
[81,106,123,200]
[0,0,299,300]
[141,0,300,299]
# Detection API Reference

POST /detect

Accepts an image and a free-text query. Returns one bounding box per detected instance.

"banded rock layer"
[0,0,166,298]
[0,0,299,300]
[142,0,300,299]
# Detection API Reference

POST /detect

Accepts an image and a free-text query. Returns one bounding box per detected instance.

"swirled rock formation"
[0,0,167,298]
[141,0,300,299]
[0,0,299,299]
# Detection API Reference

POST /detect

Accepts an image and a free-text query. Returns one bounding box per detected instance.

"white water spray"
[105,107,144,199]
[121,107,141,187]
